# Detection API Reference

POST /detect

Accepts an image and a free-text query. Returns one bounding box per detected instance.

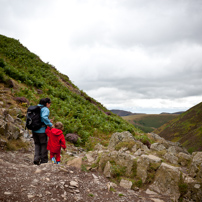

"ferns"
[0,34,140,145]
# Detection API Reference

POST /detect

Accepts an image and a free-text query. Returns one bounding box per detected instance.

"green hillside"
[0,34,140,147]
[154,102,202,152]
[123,114,178,133]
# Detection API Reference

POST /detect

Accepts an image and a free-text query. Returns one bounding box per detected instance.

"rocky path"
[0,145,172,202]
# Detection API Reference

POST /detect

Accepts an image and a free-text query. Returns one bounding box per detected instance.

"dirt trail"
[0,141,172,202]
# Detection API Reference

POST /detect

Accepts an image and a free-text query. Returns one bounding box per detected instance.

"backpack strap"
[39,106,47,128]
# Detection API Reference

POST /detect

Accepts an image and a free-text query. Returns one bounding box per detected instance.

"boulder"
[5,114,15,123]
[167,145,188,155]
[163,153,178,165]
[137,156,150,183]
[189,152,202,181]
[6,122,21,139]
[98,151,137,177]
[177,152,191,167]
[94,143,105,151]
[0,138,7,150]
[67,157,82,169]
[103,161,111,178]
[86,151,96,163]
[149,163,181,200]
[137,155,162,183]
[0,119,6,135]
[108,131,135,150]
[150,143,166,151]
[120,179,132,189]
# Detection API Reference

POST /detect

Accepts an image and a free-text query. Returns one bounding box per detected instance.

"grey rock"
[103,161,111,178]
[108,131,135,150]
[120,179,132,189]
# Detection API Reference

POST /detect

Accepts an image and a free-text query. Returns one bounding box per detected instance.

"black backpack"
[25,105,45,130]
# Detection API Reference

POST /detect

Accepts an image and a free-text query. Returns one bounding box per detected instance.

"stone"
[70,181,79,187]
[149,163,181,200]
[86,152,95,163]
[147,133,164,142]
[146,189,158,195]
[0,119,6,135]
[27,194,35,198]
[163,153,178,165]
[120,179,132,189]
[94,143,105,151]
[92,174,98,179]
[108,131,135,150]
[131,144,137,152]
[134,148,142,156]
[103,161,111,178]
[4,192,12,195]
[136,154,162,183]
[67,157,82,169]
[137,156,150,183]
[0,138,7,150]
[177,152,191,166]
[189,152,202,179]
[150,143,166,151]
[5,114,15,123]
[99,151,137,176]
[142,154,162,163]
[35,168,42,173]
[151,199,165,202]
[194,184,201,189]
[5,122,21,139]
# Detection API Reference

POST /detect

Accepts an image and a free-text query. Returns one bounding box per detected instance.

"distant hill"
[161,111,184,115]
[154,102,202,152]
[110,109,133,116]
[123,114,178,133]
[110,109,146,116]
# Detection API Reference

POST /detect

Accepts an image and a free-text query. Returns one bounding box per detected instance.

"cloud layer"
[1,0,202,113]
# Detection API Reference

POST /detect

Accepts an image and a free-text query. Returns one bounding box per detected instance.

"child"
[45,122,66,164]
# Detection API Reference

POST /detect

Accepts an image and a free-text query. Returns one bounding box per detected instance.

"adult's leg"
[38,133,48,163]
[33,132,41,164]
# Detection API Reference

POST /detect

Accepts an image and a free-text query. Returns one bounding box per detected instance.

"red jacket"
[45,127,66,153]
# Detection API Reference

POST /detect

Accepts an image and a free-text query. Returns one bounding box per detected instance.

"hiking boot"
[51,157,56,164]
[33,160,40,165]
[56,161,60,164]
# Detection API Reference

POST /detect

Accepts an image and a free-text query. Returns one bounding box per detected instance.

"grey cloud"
[70,0,202,48]
[80,66,202,100]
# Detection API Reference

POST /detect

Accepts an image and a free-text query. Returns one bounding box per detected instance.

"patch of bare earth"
[0,142,172,202]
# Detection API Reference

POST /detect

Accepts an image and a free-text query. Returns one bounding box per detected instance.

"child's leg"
[55,152,61,163]
[50,152,56,163]
[50,151,54,159]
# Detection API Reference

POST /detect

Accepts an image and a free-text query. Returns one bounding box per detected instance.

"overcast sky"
[1,0,202,114]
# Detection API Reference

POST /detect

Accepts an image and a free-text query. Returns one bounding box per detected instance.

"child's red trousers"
[50,151,61,162]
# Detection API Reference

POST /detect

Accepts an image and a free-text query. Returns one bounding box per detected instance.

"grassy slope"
[0,34,141,147]
[154,102,202,152]
[123,114,178,133]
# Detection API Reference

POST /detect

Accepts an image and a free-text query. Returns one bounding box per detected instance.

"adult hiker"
[32,98,53,165]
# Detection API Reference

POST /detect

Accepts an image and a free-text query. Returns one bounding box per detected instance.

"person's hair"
[44,98,51,104]
[55,122,64,130]
[39,98,51,106]
[39,98,46,105]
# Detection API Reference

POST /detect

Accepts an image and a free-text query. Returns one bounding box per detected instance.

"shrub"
[136,134,151,148]
[65,133,79,144]
[110,162,126,179]
[6,139,30,151]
